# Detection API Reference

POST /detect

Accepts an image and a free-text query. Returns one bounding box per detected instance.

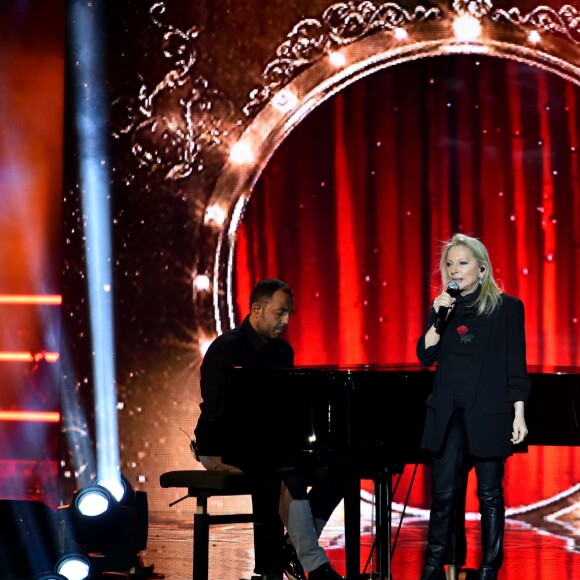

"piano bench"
[159,470,255,580]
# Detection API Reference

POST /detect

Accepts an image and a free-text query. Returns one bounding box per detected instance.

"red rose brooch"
[457,325,474,343]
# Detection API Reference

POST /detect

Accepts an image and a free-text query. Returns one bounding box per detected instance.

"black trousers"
[422,409,506,579]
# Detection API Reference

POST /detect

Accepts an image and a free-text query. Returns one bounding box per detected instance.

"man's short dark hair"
[249,278,293,308]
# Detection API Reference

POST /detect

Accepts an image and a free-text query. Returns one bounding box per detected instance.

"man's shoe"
[308,563,343,580]
[281,542,306,580]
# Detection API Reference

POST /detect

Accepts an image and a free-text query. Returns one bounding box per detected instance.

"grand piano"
[226,364,580,579]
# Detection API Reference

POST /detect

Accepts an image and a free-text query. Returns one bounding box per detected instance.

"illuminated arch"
[198,1,580,335]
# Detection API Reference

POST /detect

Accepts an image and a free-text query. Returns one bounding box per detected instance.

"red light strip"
[0,294,62,305]
[0,411,60,423]
[0,352,60,362]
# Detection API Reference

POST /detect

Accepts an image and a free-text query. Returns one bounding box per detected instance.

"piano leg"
[375,469,393,580]
[344,472,361,580]
[344,470,395,580]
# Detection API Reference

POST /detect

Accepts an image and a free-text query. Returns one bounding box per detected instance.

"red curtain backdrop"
[234,55,580,511]
[236,55,580,368]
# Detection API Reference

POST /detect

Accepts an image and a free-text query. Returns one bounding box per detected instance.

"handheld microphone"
[433,280,460,329]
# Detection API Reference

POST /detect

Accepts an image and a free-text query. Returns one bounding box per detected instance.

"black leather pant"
[421,410,506,580]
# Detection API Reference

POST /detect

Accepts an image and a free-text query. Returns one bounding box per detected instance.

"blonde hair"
[438,233,502,316]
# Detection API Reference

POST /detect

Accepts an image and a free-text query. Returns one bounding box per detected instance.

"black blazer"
[417,294,531,457]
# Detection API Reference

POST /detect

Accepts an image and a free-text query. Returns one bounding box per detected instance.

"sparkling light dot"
[230,141,254,164]
[204,203,226,226]
[328,51,346,67]
[199,338,214,357]
[273,89,298,112]
[453,14,481,42]
[193,275,211,291]
[394,27,408,41]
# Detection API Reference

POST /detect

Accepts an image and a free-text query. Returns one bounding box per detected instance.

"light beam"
[70,0,121,488]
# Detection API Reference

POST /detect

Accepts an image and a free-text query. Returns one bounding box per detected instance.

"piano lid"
[282,363,579,447]
[228,363,579,450]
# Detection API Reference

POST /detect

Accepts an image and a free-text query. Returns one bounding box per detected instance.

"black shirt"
[447,289,482,408]
[194,316,294,456]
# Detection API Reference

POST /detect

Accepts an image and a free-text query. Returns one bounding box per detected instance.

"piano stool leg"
[193,496,210,580]
[447,566,457,580]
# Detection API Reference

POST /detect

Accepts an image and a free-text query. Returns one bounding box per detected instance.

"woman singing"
[417,233,530,580]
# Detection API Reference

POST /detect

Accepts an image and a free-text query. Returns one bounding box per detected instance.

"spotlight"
[75,486,113,515]
[58,485,120,556]
[96,475,129,503]
[96,474,149,552]
[55,553,91,580]
[57,478,149,575]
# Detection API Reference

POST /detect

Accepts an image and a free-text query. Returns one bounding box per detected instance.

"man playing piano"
[194,278,344,580]
[417,233,530,580]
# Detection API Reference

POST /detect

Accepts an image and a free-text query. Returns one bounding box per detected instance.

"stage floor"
[141,508,580,580]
